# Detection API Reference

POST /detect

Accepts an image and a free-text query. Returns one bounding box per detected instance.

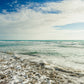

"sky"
[0,0,84,40]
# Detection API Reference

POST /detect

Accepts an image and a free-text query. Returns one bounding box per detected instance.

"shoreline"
[0,53,84,84]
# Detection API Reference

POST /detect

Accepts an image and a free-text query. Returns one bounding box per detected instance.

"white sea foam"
[0,40,84,71]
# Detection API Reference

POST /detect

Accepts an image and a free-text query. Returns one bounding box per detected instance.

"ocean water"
[0,40,84,71]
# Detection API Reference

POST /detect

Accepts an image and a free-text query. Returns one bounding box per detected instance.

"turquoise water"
[0,40,84,70]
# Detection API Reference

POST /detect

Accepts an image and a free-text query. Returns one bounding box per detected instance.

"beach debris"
[0,74,6,79]
[0,53,84,84]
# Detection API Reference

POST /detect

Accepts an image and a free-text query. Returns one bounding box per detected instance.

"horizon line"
[0,39,84,41]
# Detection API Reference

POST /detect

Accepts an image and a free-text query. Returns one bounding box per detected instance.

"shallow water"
[0,40,84,71]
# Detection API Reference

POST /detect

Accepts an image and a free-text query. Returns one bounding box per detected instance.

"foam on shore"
[0,53,84,84]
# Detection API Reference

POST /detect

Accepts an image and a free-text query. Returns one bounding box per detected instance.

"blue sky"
[0,0,84,40]
[55,23,84,30]
[0,0,63,13]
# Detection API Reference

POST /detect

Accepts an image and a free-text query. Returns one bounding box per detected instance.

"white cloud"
[0,0,84,40]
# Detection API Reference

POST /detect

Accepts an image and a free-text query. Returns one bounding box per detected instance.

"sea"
[0,40,84,71]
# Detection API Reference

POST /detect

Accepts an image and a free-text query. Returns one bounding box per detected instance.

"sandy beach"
[0,52,84,84]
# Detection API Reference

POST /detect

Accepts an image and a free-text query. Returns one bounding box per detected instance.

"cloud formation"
[0,0,84,40]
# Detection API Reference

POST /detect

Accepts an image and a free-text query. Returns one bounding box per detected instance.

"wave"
[0,40,84,71]
[20,51,38,56]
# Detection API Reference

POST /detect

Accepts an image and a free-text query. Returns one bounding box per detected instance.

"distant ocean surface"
[0,40,84,71]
